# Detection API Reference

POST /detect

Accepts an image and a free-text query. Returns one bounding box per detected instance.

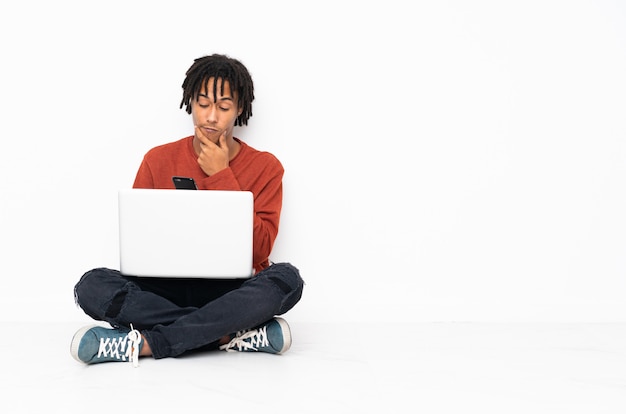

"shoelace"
[97,324,142,367]
[220,326,269,352]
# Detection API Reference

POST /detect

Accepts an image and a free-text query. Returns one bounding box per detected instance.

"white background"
[0,0,625,324]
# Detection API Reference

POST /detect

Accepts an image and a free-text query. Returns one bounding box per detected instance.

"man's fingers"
[194,125,211,147]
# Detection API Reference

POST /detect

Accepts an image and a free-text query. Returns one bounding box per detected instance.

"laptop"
[118,189,254,278]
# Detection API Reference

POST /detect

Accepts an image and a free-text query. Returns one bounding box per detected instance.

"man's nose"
[206,107,218,122]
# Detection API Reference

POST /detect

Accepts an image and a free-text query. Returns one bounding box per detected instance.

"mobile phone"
[172,176,197,190]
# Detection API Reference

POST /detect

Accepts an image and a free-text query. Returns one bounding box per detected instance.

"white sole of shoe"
[69,324,99,363]
[274,317,292,354]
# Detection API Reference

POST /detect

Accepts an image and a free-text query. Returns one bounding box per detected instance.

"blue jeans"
[74,262,304,359]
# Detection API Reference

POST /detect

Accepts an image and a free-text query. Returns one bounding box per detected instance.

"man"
[71,54,304,366]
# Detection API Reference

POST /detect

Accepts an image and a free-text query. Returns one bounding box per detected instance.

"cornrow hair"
[179,54,254,127]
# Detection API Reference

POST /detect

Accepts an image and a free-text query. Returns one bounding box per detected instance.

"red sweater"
[132,136,283,273]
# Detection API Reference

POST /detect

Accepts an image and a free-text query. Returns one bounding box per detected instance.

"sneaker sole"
[274,317,292,354]
[69,324,99,363]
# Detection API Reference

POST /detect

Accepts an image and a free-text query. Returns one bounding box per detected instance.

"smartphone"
[172,176,198,190]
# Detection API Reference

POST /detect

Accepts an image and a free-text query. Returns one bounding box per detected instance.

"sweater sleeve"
[249,165,283,271]
[132,157,156,189]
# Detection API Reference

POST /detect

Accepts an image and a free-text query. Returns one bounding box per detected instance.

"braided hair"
[180,54,254,126]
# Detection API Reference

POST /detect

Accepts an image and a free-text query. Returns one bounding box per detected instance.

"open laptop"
[118,189,254,278]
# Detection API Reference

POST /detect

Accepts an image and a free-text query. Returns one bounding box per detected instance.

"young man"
[70,54,304,366]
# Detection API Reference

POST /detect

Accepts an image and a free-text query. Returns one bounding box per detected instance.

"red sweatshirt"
[132,136,283,273]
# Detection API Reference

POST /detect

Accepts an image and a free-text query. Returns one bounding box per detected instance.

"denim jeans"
[74,262,304,359]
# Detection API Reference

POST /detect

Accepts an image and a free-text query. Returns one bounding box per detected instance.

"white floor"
[2,321,625,413]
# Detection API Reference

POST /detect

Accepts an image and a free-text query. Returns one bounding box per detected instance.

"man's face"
[191,77,241,144]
